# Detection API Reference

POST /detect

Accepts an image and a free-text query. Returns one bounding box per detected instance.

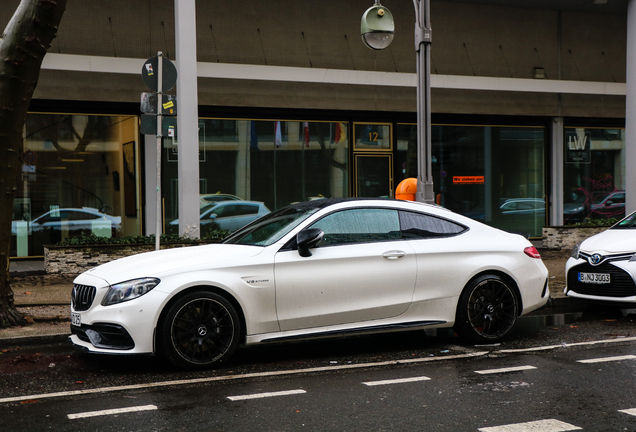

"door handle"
[382,250,406,260]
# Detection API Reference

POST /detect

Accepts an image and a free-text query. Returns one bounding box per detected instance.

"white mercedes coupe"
[70,198,550,369]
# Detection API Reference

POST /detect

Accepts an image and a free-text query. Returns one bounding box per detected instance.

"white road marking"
[67,404,157,420]
[0,352,487,404]
[619,408,636,416]
[500,336,636,353]
[475,365,537,375]
[362,376,431,386]
[478,418,582,431]
[577,355,636,364]
[2,335,635,405]
[227,389,306,401]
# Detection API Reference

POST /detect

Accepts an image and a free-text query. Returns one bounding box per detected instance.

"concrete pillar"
[550,117,564,226]
[175,0,200,238]
[627,0,636,215]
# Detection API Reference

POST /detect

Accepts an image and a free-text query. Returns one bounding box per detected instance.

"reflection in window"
[563,127,625,224]
[163,119,349,226]
[397,123,545,238]
[399,211,466,239]
[311,208,401,246]
[11,114,140,257]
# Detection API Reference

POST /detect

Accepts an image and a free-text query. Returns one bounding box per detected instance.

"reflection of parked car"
[563,195,587,223]
[12,207,121,235]
[499,198,545,216]
[171,201,270,232]
[589,191,625,219]
[565,210,636,306]
[199,193,241,208]
[70,198,549,369]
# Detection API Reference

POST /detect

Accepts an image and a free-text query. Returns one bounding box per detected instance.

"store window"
[397,124,545,238]
[163,119,349,235]
[563,127,625,224]
[11,114,141,257]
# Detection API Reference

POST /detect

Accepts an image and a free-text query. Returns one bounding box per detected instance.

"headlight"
[101,277,160,306]
[630,254,636,262]
[570,242,581,260]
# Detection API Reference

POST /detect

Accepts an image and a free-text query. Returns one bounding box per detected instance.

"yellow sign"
[163,100,174,109]
[453,176,484,184]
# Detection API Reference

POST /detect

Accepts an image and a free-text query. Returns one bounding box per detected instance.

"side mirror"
[297,228,324,257]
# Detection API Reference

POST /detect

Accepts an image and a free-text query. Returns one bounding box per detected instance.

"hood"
[581,229,636,255]
[84,243,264,284]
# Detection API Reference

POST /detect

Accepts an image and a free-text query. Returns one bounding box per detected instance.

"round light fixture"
[361,2,395,50]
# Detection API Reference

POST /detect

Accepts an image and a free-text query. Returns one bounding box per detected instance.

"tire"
[159,291,241,370]
[454,274,519,343]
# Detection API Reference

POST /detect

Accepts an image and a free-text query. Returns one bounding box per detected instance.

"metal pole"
[413,0,434,204]
[155,51,163,251]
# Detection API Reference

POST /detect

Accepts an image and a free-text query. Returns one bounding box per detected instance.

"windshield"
[612,211,636,229]
[223,205,319,246]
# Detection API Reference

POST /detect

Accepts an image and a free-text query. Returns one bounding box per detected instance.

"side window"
[399,211,466,239]
[310,208,401,246]
[237,204,259,216]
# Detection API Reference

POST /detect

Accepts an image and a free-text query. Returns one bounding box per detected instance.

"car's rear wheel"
[159,291,240,369]
[454,275,518,343]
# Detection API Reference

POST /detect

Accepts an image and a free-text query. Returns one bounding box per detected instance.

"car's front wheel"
[454,274,518,343]
[159,291,241,369]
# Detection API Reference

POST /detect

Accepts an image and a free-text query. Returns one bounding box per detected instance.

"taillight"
[524,246,541,259]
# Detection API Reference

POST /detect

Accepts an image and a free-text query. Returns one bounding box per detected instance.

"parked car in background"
[565,210,636,306]
[171,200,270,233]
[70,198,550,369]
[199,193,242,208]
[12,207,121,235]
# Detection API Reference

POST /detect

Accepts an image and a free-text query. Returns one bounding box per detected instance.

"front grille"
[567,262,636,298]
[71,284,96,311]
[71,323,135,350]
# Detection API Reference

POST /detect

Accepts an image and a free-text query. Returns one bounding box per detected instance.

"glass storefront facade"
[563,127,626,224]
[11,114,141,257]
[10,111,625,258]
[398,124,546,238]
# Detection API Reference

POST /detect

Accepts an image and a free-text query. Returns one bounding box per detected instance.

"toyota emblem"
[590,254,602,265]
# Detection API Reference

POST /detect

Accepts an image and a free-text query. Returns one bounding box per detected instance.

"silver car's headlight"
[570,242,581,260]
[101,277,160,306]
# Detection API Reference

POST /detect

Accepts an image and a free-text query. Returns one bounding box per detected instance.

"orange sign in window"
[453,176,484,184]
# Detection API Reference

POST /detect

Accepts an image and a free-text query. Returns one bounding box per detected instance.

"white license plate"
[578,272,611,284]
[71,312,81,327]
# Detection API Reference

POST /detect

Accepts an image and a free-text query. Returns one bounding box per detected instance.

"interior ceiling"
[440,0,628,14]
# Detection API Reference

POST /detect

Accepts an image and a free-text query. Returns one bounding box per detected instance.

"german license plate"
[71,312,81,327]
[578,272,611,284]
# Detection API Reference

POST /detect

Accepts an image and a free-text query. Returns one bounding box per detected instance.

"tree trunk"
[0,0,67,327]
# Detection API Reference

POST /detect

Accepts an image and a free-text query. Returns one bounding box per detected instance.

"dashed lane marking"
[227,389,306,401]
[475,365,537,375]
[68,404,157,420]
[577,355,636,364]
[619,408,636,417]
[478,418,582,431]
[362,376,431,386]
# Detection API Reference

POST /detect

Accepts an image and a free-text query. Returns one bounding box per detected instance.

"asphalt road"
[1,305,635,431]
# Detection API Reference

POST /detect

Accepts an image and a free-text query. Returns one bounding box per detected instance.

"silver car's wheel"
[159,291,240,369]
[455,275,518,343]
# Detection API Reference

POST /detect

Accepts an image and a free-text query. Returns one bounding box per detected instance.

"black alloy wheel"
[455,275,518,343]
[159,291,241,369]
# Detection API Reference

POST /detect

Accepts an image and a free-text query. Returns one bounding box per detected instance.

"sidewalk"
[0,248,573,344]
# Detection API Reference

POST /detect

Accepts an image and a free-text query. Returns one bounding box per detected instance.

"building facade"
[3,0,630,257]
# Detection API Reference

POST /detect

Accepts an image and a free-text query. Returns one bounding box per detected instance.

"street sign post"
[141,52,177,250]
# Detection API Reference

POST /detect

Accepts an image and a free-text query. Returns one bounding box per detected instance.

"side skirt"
[259,320,447,343]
